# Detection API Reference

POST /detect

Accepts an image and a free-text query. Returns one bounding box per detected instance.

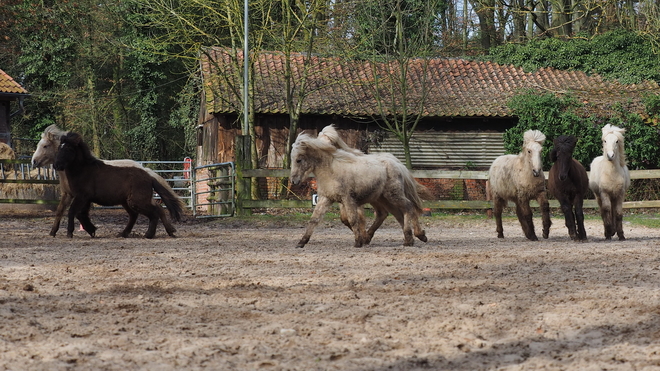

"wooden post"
[235,135,252,216]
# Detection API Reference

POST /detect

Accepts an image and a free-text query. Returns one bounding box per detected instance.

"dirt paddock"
[2,208,660,370]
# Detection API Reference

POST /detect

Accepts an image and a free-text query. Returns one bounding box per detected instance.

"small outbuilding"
[198,49,659,174]
[0,68,29,149]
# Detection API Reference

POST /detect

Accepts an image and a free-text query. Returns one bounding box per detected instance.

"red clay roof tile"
[201,48,660,118]
[0,69,27,95]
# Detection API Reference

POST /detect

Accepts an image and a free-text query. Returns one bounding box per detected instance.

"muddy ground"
[2,208,660,370]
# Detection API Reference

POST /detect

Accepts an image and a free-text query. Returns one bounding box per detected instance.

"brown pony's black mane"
[60,132,102,169]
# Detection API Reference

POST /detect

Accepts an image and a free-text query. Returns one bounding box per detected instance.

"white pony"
[315,125,431,243]
[488,130,551,241]
[589,124,630,240]
[290,128,428,248]
[31,125,176,237]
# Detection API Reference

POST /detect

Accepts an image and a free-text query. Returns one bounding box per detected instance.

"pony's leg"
[297,196,332,248]
[515,201,538,241]
[75,201,97,238]
[613,196,626,241]
[558,197,577,240]
[50,191,71,237]
[156,206,178,237]
[144,210,160,239]
[120,203,138,238]
[573,195,587,241]
[365,202,389,244]
[597,194,614,240]
[339,204,359,232]
[66,198,95,238]
[493,197,507,238]
[537,193,551,239]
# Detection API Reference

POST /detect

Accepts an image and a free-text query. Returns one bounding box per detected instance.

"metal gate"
[192,162,235,218]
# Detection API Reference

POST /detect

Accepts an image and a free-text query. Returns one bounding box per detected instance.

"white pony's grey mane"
[317,125,363,156]
[601,124,626,139]
[523,129,546,145]
[43,124,68,143]
[294,130,359,162]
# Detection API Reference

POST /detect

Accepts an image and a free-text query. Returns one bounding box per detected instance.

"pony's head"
[601,124,626,167]
[290,131,336,185]
[550,135,577,181]
[32,124,67,167]
[53,132,95,171]
[522,129,546,177]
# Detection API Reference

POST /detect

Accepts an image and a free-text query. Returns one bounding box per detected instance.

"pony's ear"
[550,148,558,162]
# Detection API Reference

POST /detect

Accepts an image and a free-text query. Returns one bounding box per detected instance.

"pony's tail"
[393,161,426,212]
[152,177,185,222]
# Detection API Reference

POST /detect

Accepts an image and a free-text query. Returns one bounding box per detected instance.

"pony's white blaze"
[528,141,544,177]
[604,133,620,161]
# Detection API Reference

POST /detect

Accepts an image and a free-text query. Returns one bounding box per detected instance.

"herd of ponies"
[291,124,630,247]
[30,124,630,245]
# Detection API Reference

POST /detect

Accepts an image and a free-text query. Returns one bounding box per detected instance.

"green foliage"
[505,92,660,170]
[484,30,660,84]
[7,0,195,161]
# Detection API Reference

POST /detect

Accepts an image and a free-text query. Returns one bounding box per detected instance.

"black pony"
[53,132,184,239]
[548,135,589,241]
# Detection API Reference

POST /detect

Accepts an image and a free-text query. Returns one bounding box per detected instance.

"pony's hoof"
[417,234,428,243]
[296,244,305,248]
[527,236,539,241]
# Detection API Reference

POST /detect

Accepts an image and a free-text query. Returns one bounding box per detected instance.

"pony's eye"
[296,159,302,163]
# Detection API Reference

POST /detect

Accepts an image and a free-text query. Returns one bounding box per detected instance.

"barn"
[0,68,29,149]
[197,49,659,199]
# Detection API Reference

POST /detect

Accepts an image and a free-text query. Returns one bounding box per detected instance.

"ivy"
[484,30,660,84]
[505,92,660,170]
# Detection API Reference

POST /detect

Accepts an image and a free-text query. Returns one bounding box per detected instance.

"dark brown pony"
[548,135,589,241]
[53,132,184,239]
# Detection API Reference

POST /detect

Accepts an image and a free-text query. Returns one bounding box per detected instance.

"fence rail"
[5,158,660,214]
[240,168,660,211]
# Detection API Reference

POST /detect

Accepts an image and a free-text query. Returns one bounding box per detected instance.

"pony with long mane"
[53,132,184,239]
[589,124,630,240]
[31,125,174,237]
[290,127,428,248]
[315,125,431,242]
[548,135,589,241]
[488,130,551,241]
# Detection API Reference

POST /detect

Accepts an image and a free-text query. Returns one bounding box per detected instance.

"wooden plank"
[243,199,312,208]
[0,179,59,184]
[0,199,60,205]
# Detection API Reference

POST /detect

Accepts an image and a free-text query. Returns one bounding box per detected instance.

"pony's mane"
[294,131,359,162]
[317,125,363,156]
[554,135,577,151]
[601,124,626,167]
[41,124,68,142]
[601,124,625,140]
[523,130,546,146]
[65,132,100,164]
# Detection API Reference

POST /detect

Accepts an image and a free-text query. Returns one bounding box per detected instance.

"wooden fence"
[238,168,660,212]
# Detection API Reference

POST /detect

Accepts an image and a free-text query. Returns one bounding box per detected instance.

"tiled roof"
[201,48,660,118]
[0,69,28,95]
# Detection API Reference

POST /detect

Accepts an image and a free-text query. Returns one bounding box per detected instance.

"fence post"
[235,135,252,216]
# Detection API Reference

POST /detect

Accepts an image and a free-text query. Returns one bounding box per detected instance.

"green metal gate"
[192,162,235,218]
